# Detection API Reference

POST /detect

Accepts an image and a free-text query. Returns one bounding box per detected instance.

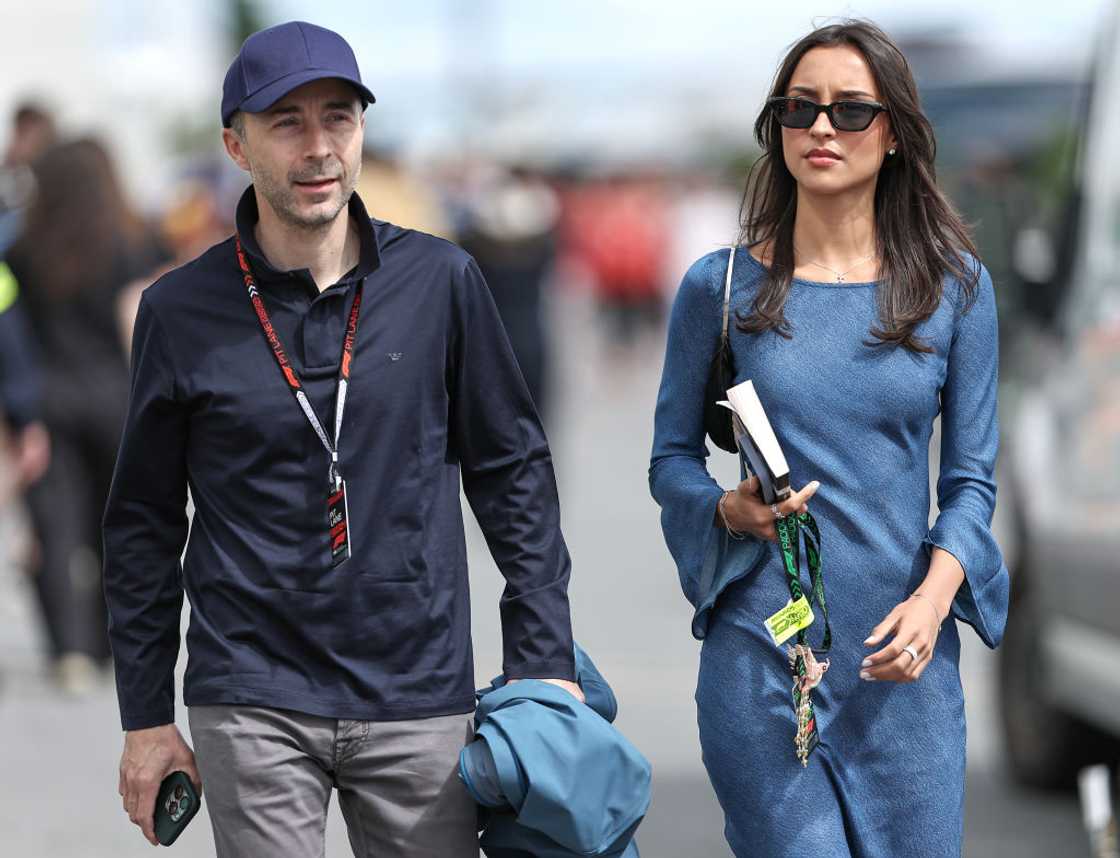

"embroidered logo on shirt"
[388,353,403,362]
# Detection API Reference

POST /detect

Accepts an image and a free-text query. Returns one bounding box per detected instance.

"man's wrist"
[504,660,576,683]
[121,710,175,732]
[125,722,176,735]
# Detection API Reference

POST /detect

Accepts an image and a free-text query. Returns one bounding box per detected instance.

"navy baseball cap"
[221,21,375,128]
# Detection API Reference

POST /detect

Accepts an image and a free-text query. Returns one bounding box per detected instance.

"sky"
[0,0,1111,198]
[267,0,1110,81]
[261,0,1113,160]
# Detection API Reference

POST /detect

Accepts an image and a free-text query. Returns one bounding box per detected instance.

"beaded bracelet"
[718,490,746,540]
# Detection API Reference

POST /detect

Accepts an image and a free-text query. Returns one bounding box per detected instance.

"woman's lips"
[806,151,842,167]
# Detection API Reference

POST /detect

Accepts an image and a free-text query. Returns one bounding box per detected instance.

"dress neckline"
[738,246,879,288]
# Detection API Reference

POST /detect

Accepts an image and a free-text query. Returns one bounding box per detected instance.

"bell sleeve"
[648,252,766,639]
[922,263,1011,648]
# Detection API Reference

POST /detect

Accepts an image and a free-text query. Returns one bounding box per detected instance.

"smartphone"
[153,771,201,846]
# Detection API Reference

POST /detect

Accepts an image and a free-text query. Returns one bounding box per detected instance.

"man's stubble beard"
[250,158,360,232]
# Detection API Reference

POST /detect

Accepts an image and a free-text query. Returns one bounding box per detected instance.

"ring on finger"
[902,644,919,662]
[770,503,782,520]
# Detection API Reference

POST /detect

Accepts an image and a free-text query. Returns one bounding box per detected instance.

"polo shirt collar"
[234,186,381,286]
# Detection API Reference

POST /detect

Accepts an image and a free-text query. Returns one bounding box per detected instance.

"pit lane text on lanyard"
[235,236,362,567]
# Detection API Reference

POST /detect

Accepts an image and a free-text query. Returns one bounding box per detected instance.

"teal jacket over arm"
[460,646,649,857]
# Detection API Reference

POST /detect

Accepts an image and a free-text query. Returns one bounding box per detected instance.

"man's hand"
[119,724,202,845]
[508,677,586,704]
[10,421,50,488]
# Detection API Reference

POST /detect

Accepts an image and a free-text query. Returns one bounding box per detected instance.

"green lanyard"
[776,511,830,650]
[776,511,831,766]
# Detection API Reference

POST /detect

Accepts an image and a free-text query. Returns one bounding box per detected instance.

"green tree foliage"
[228,0,268,55]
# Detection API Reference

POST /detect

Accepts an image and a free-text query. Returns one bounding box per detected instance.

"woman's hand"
[860,596,943,683]
[718,476,821,542]
[862,550,961,683]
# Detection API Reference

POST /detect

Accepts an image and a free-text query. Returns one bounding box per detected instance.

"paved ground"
[0,287,1087,856]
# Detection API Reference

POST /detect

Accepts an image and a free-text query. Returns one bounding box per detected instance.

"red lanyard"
[235,235,363,490]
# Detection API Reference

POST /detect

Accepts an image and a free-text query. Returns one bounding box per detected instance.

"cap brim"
[232,70,375,123]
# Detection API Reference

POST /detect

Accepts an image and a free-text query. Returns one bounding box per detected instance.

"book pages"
[717,380,791,503]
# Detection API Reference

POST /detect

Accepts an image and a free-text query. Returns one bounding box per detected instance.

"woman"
[649,20,1008,857]
[6,138,168,692]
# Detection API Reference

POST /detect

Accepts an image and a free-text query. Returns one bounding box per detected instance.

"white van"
[999,4,1120,788]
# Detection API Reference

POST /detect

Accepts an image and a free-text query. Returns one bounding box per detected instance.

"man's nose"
[302,119,332,160]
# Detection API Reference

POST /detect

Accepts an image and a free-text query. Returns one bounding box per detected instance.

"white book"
[717,380,791,504]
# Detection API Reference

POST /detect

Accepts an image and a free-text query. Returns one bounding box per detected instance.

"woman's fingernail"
[864,636,878,645]
[861,658,871,668]
[860,671,874,681]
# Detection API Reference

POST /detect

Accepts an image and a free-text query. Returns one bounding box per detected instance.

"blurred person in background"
[564,170,670,350]
[0,102,56,253]
[160,177,233,265]
[0,266,48,697]
[4,138,169,695]
[105,21,580,855]
[662,166,743,298]
[0,262,48,504]
[459,164,559,421]
[356,145,453,239]
[3,103,56,169]
[0,103,54,497]
[650,20,1008,857]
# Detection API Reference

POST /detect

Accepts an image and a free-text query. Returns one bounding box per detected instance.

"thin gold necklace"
[793,245,876,283]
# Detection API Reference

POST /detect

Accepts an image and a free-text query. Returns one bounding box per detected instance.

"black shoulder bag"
[704,246,737,453]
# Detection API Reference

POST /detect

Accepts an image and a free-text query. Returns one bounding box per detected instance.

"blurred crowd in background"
[0,0,1093,694]
[0,92,749,693]
[0,8,1113,841]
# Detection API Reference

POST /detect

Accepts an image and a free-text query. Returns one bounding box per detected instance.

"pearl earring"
[888,148,897,156]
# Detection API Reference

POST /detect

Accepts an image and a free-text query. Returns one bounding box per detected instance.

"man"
[105,21,581,857]
[1,102,56,253]
[3,102,56,170]
[0,103,54,461]
[0,262,48,493]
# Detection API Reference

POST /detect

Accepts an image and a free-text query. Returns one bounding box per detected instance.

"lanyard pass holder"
[329,450,343,493]
[327,450,351,567]
[235,236,363,571]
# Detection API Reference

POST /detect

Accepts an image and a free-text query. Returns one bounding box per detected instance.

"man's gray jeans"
[188,705,479,857]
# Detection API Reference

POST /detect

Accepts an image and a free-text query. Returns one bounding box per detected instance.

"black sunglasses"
[767,96,887,132]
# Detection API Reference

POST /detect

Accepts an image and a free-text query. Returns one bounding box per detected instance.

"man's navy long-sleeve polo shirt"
[103,190,576,731]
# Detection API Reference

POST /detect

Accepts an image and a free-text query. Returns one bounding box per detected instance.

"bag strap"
[721,246,736,345]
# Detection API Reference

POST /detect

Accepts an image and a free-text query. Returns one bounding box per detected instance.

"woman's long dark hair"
[737,19,979,354]
[13,137,145,300]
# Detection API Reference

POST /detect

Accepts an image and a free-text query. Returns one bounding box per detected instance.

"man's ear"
[221,127,251,173]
